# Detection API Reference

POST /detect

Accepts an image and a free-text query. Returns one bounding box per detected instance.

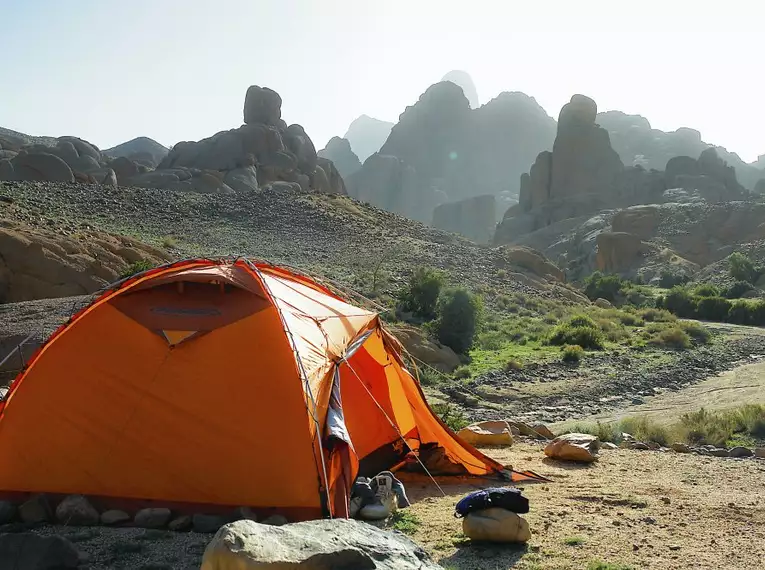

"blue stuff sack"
[454,487,529,518]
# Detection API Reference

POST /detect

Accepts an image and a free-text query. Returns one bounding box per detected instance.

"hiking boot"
[359,473,397,520]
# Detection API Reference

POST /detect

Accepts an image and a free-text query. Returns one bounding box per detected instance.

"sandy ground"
[400,441,765,570]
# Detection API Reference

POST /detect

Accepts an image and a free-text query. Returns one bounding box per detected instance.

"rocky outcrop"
[596,232,650,272]
[348,154,425,219]
[390,324,460,373]
[201,519,444,570]
[0,220,170,303]
[148,86,344,195]
[441,70,479,108]
[344,115,394,162]
[494,245,565,282]
[317,137,362,179]
[432,195,495,243]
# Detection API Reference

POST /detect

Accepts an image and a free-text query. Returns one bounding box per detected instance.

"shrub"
[639,308,676,322]
[397,267,445,319]
[417,367,443,387]
[691,283,720,297]
[728,299,753,324]
[436,288,482,354]
[504,359,524,372]
[679,321,712,344]
[477,330,504,350]
[119,259,155,280]
[661,287,697,318]
[549,316,605,349]
[648,327,691,349]
[679,408,732,447]
[658,269,690,289]
[583,272,625,303]
[389,510,420,534]
[561,344,584,363]
[724,281,755,299]
[728,252,759,283]
[453,365,472,380]
[619,416,673,446]
[432,403,469,431]
[695,296,732,321]
[566,420,618,442]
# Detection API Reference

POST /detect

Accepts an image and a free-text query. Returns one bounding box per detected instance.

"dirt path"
[554,353,765,428]
[403,441,765,570]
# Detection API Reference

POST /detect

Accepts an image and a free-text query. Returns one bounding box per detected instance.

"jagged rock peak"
[441,70,479,109]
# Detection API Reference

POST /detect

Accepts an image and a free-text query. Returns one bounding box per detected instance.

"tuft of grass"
[549,315,605,350]
[679,321,712,344]
[504,358,524,372]
[389,510,421,535]
[639,307,676,322]
[119,259,155,280]
[587,562,635,570]
[648,326,691,349]
[432,403,469,432]
[453,365,472,380]
[561,344,584,363]
[563,536,585,546]
[161,235,178,249]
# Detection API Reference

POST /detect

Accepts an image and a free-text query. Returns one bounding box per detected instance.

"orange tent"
[0,258,542,519]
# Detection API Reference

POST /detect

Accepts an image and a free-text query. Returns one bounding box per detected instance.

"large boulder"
[58,136,101,161]
[611,205,660,239]
[11,152,75,182]
[544,433,600,463]
[284,124,317,173]
[0,220,170,303]
[457,421,514,446]
[494,245,565,281]
[110,155,140,182]
[243,85,282,126]
[596,232,650,272]
[224,166,259,193]
[201,519,443,570]
[55,494,100,526]
[432,195,496,243]
[317,136,362,179]
[314,157,347,195]
[390,324,460,373]
[462,508,531,543]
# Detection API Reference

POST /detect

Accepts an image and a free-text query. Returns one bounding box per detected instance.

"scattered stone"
[533,424,556,440]
[671,442,690,453]
[594,298,614,309]
[708,448,730,458]
[193,514,228,533]
[169,515,193,531]
[19,494,52,523]
[755,448,765,459]
[0,533,80,569]
[0,501,16,524]
[233,506,258,522]
[55,495,100,526]
[201,518,443,569]
[669,545,681,551]
[601,442,618,450]
[729,446,754,458]
[544,433,599,463]
[630,442,651,451]
[457,421,514,446]
[642,516,657,525]
[100,509,130,526]
[134,507,172,529]
[261,514,288,526]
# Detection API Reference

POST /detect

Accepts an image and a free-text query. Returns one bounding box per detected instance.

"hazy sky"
[1,0,763,161]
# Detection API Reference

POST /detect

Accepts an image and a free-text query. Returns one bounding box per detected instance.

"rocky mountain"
[317,137,362,179]
[1,86,346,197]
[494,94,762,283]
[103,137,169,167]
[347,82,556,226]
[343,115,394,162]
[597,111,765,191]
[0,127,57,150]
[441,70,479,108]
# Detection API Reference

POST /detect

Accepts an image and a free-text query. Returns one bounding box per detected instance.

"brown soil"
[401,441,765,569]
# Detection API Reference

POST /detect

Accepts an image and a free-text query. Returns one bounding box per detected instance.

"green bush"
[436,288,482,354]
[583,271,625,303]
[691,283,720,297]
[660,287,697,318]
[416,367,443,387]
[680,321,712,344]
[476,330,504,350]
[397,267,445,319]
[561,344,584,363]
[728,252,760,283]
[119,259,155,280]
[453,365,472,380]
[432,403,469,431]
[723,281,755,299]
[695,296,732,321]
[728,299,753,324]
[549,316,605,349]
[648,326,691,349]
[639,308,676,322]
[504,359,524,372]
[658,269,690,289]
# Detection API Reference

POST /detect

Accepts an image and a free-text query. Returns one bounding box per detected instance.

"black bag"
[454,487,529,518]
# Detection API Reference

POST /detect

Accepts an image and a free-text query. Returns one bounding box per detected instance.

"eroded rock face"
[432,195,495,243]
[0,220,170,303]
[317,137,362,179]
[243,86,282,126]
[596,232,650,272]
[201,519,444,570]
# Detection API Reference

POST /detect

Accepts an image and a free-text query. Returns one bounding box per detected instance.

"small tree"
[119,259,155,280]
[583,271,625,303]
[728,252,759,284]
[695,296,732,322]
[397,267,445,320]
[436,287,482,354]
[661,286,697,318]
